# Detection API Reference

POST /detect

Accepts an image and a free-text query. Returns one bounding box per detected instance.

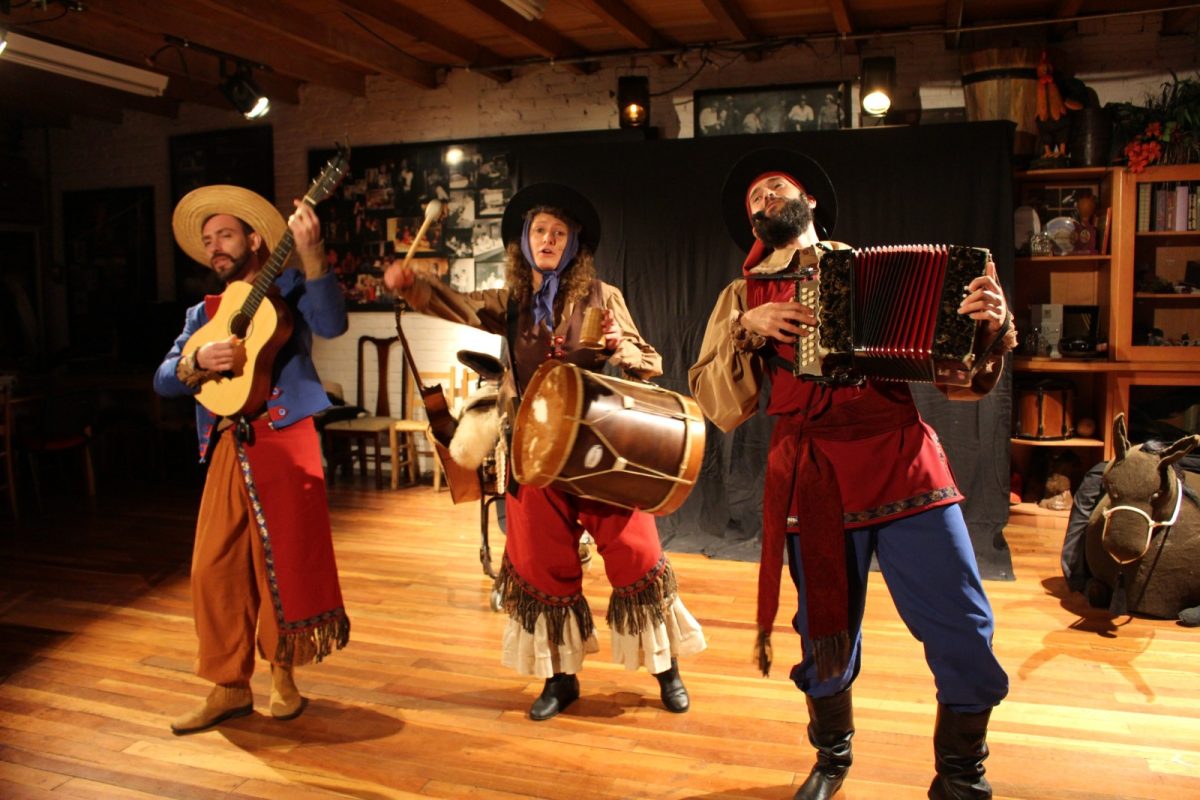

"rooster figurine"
[1034,51,1085,164]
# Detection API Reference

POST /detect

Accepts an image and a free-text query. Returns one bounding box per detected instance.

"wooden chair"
[321,336,400,490]
[391,364,464,491]
[14,388,96,510]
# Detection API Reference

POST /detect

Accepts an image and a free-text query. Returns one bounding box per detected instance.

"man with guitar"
[154,179,350,736]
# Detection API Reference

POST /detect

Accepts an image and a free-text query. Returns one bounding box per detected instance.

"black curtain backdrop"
[515,121,1016,580]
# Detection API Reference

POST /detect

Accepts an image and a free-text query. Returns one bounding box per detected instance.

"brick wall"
[41,20,1198,387]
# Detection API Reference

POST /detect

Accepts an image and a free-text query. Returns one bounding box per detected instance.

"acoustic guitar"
[185,145,350,417]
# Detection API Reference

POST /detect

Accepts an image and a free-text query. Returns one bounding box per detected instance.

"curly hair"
[504,205,596,316]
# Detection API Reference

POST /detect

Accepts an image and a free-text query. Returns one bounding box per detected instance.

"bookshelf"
[1010,165,1200,512]
[1112,164,1200,362]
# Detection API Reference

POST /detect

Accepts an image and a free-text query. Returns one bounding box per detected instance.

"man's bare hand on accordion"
[958,261,1007,333]
[740,300,816,344]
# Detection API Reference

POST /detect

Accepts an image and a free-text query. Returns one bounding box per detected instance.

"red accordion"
[786,243,992,387]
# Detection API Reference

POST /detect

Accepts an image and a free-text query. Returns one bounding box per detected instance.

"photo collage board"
[308,140,516,310]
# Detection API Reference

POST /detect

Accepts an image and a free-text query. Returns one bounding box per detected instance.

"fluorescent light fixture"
[499,0,546,21]
[1,31,168,96]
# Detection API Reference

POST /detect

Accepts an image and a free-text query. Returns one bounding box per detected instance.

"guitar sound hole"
[230,313,251,339]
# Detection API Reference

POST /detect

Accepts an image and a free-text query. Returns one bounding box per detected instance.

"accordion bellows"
[794,243,991,387]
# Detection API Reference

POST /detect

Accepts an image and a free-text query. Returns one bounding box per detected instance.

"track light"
[221,62,270,119]
[163,37,272,119]
[860,56,896,117]
[617,75,650,128]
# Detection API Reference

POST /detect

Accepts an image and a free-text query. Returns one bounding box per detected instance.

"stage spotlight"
[860,56,896,117]
[618,75,650,128]
[221,63,270,119]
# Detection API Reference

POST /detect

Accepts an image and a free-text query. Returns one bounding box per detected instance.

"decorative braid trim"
[496,553,595,646]
[606,555,678,636]
[843,486,960,526]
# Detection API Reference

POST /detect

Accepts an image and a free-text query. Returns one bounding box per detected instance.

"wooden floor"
[1,478,1198,800]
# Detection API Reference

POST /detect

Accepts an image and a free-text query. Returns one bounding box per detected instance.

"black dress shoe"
[654,658,689,713]
[529,673,579,721]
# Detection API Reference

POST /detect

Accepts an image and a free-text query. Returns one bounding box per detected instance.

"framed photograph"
[310,139,515,310]
[694,82,851,137]
[309,130,638,310]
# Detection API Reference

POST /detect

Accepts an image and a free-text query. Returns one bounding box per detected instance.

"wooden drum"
[511,361,706,515]
[1014,378,1075,440]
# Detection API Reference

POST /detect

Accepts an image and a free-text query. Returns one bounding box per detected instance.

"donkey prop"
[1084,414,1200,624]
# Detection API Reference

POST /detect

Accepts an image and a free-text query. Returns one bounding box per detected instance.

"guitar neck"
[240,228,296,320]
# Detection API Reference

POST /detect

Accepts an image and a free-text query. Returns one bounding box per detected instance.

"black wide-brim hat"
[721,147,838,252]
[501,182,602,252]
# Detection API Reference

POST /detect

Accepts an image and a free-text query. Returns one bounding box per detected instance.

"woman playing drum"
[383,182,706,721]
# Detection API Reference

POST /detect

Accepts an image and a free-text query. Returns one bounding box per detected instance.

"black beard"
[213,250,252,283]
[751,198,814,249]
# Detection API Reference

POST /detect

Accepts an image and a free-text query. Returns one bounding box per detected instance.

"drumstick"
[401,199,443,271]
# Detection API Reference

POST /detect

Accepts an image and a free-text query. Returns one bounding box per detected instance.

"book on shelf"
[1137,183,1151,232]
[1176,183,1190,231]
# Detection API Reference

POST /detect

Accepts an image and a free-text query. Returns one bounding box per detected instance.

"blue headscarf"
[521,213,580,329]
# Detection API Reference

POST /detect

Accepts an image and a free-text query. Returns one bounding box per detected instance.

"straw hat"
[172,185,287,267]
[721,147,838,251]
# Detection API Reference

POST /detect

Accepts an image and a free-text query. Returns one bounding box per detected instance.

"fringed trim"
[274,608,351,666]
[496,553,595,646]
[812,629,852,682]
[754,629,773,677]
[606,555,677,637]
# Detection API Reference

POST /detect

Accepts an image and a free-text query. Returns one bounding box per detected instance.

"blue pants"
[785,504,1008,713]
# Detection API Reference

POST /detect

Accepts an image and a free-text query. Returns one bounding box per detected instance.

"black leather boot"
[653,658,689,713]
[529,673,579,721]
[928,705,993,799]
[794,689,853,800]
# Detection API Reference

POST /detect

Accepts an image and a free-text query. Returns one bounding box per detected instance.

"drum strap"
[505,296,522,497]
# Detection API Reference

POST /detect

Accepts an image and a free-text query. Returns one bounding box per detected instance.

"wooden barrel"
[1014,378,1075,440]
[960,48,1039,156]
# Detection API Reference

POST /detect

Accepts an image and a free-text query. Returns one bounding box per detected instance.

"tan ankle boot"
[170,682,253,735]
[270,664,306,720]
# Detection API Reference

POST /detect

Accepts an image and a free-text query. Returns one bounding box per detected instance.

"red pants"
[505,484,663,600]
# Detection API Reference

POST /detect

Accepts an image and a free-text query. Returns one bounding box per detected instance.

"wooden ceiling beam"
[83,0,366,97]
[826,0,858,55]
[944,0,965,50]
[461,0,594,74]
[574,0,677,67]
[338,0,512,82]
[698,0,757,42]
[1049,0,1085,38]
[192,0,439,88]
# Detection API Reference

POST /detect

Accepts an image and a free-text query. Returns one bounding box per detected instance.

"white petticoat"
[500,595,706,678]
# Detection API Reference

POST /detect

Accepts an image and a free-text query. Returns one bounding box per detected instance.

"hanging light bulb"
[860,57,896,118]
